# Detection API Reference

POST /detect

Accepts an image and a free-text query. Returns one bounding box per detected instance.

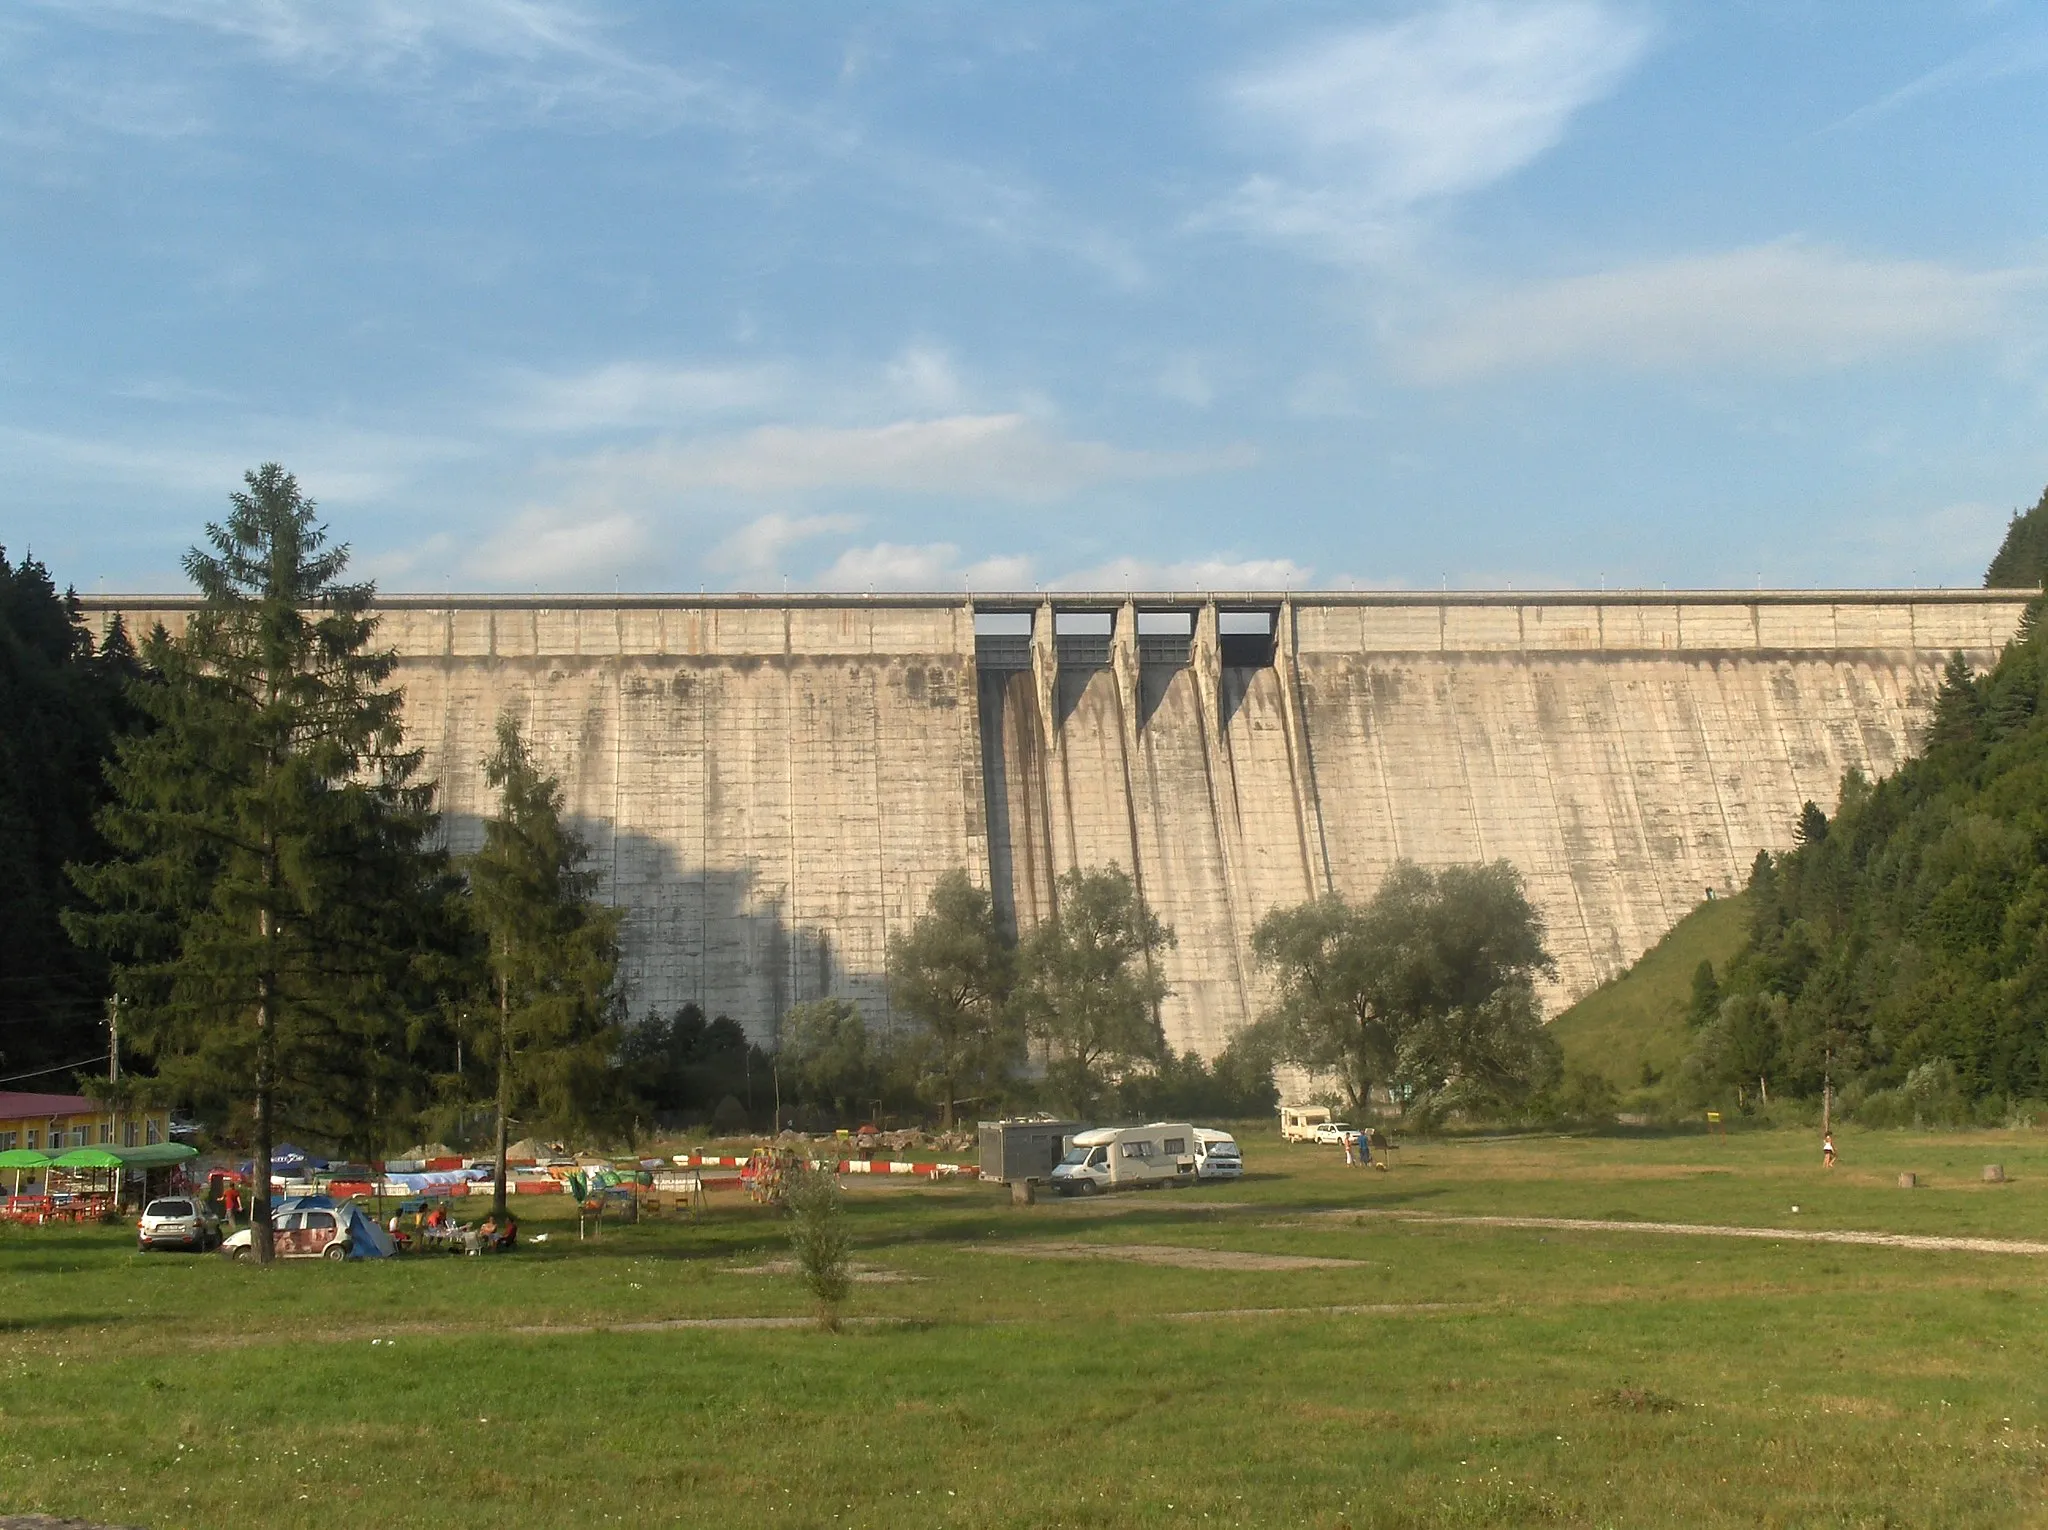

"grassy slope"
[1550,892,1752,1093]
[7,1126,2048,1528]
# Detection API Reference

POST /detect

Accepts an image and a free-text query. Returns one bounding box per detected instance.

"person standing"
[1822,1131,1836,1169]
[222,1179,241,1227]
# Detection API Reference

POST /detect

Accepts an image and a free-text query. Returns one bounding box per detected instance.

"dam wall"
[85,591,2029,1053]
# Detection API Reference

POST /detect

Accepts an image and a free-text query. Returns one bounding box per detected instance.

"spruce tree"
[68,465,443,1263]
[466,714,622,1216]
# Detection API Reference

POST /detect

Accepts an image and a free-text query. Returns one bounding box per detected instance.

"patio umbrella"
[49,1146,126,1207]
[0,1147,50,1197]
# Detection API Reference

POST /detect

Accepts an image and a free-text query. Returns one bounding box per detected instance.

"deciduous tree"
[1015,865,1173,1114]
[885,870,1018,1126]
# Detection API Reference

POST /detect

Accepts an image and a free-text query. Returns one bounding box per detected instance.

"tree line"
[1681,484,2048,1122]
[10,467,1568,1263]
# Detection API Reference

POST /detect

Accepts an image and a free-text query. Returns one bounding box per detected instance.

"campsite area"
[4,1125,2047,1529]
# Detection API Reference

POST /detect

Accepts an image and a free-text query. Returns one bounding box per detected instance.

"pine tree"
[0,551,145,1077]
[67,465,444,1263]
[1984,485,2048,589]
[466,714,623,1217]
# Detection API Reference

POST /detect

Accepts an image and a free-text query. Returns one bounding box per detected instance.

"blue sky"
[5,2,2047,594]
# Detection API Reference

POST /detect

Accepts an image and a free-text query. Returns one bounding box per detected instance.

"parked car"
[1193,1128,1242,1180]
[1309,1121,1356,1147]
[137,1197,221,1253]
[1280,1106,1335,1142]
[220,1206,351,1262]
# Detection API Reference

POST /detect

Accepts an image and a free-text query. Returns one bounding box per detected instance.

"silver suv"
[138,1197,221,1253]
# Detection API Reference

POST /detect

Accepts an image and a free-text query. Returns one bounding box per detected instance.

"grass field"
[1551,893,1752,1096]
[5,1123,2048,1528]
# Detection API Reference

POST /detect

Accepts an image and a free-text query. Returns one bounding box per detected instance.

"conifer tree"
[466,714,622,1216]
[68,465,443,1263]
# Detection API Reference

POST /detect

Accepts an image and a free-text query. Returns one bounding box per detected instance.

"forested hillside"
[1689,486,2048,1119]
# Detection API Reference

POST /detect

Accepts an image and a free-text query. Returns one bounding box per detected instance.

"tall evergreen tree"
[0,550,144,1078]
[466,714,622,1217]
[67,466,443,1262]
[885,870,1019,1126]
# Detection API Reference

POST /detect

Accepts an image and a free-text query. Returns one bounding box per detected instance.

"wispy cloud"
[1212,1,1649,260]
[497,361,788,433]
[555,414,1251,501]
[710,511,860,575]
[1403,243,2043,381]
[1833,31,2048,130]
[467,504,644,585]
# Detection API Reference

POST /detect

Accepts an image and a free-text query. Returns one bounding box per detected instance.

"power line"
[0,1055,106,1085]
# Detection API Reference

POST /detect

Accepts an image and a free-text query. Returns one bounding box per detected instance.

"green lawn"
[1551,892,1752,1096]
[5,1124,2048,1528]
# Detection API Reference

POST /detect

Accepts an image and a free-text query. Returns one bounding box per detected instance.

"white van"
[1050,1123,1198,1195]
[1193,1128,1242,1180]
[1280,1105,1334,1142]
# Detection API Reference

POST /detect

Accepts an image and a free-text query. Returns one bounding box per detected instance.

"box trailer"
[1280,1105,1334,1142]
[978,1119,1087,1185]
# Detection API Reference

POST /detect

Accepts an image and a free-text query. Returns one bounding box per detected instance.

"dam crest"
[83,590,2027,1053]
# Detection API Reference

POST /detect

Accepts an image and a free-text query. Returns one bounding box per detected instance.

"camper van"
[1193,1128,1242,1180]
[1280,1105,1334,1142]
[1050,1123,1198,1195]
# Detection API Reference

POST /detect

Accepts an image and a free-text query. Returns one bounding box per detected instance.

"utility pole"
[107,993,120,1083]
[1822,1047,1832,1136]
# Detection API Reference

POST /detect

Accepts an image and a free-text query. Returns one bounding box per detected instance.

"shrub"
[784,1161,851,1330]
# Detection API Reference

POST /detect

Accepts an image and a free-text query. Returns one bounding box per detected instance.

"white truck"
[1280,1105,1334,1142]
[1050,1123,1198,1195]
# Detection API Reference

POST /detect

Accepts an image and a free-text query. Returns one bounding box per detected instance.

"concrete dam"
[86,591,2027,1054]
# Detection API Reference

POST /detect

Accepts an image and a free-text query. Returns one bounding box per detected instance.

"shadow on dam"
[440,813,890,1046]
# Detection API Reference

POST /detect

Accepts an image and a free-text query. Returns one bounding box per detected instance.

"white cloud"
[711,511,859,574]
[1404,243,2043,381]
[467,506,644,584]
[1215,1,1648,258]
[499,361,787,433]
[563,414,1251,500]
[884,344,968,412]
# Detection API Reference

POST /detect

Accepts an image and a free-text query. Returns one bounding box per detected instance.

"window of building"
[145,1118,162,1145]
[0,1132,15,1150]
[124,1120,139,1148]
[26,1130,38,1150]
[69,1126,87,1147]
[99,1123,112,1144]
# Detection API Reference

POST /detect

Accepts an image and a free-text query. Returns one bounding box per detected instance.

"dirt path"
[1331,1208,2048,1255]
[981,1241,1361,1271]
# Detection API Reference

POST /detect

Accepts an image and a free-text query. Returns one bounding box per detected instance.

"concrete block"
[1899,1172,1918,1189]
[1984,1164,2006,1183]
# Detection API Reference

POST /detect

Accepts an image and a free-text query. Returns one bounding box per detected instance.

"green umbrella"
[0,1147,49,1198]
[49,1147,125,1170]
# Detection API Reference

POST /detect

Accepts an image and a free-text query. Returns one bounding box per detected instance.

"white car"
[137,1197,220,1253]
[220,1206,352,1262]
[1309,1122,1357,1147]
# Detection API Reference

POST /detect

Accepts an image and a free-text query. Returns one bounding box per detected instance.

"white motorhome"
[1050,1123,1198,1195]
[1280,1105,1334,1142]
[1193,1128,1242,1180]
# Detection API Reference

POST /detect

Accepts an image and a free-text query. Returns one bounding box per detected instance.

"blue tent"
[271,1193,393,1258]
